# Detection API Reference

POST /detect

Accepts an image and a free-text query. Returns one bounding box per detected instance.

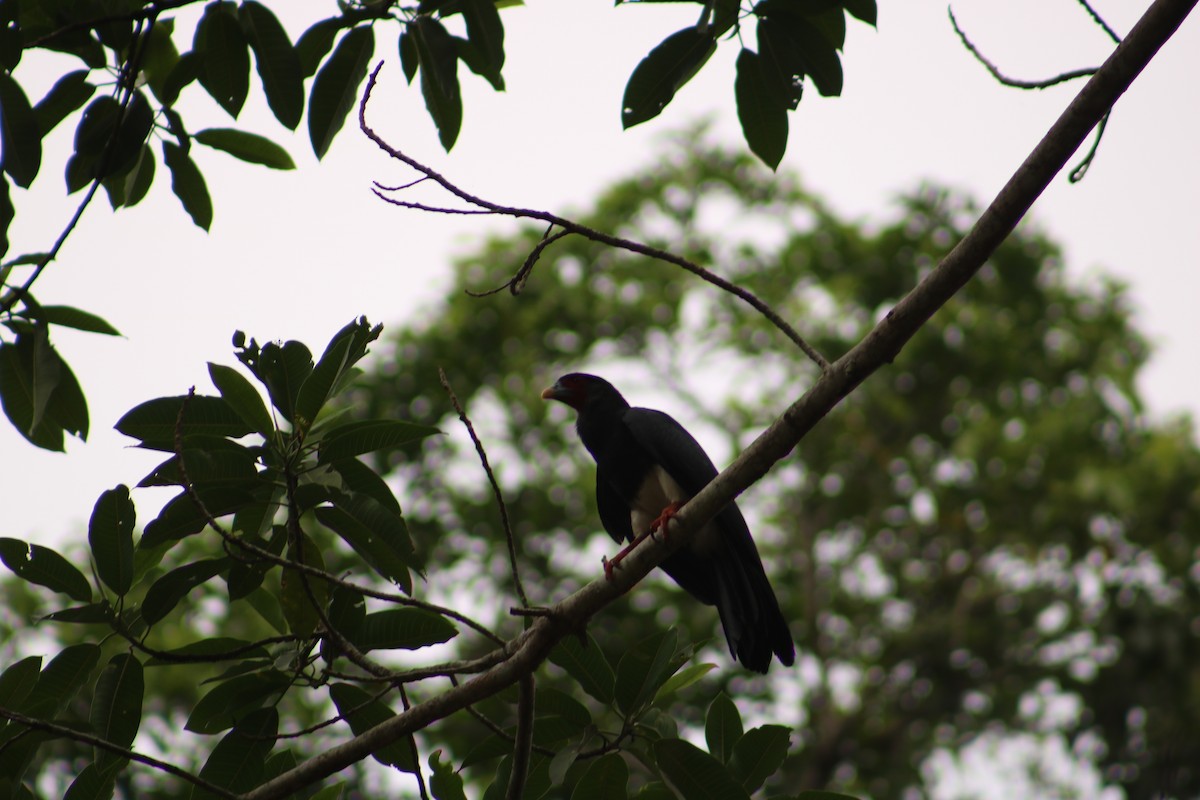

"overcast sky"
[4,1,1197,560]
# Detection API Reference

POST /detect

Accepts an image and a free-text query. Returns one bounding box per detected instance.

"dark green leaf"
[398,30,418,84]
[0,538,92,602]
[307,26,374,159]
[570,753,628,800]
[40,602,113,624]
[353,608,457,651]
[328,683,416,771]
[243,340,313,424]
[140,488,256,547]
[453,36,505,92]
[121,144,156,208]
[194,707,278,797]
[549,632,615,705]
[142,18,181,104]
[105,90,154,179]
[653,662,716,703]
[141,557,230,624]
[0,339,61,449]
[162,140,213,230]
[327,457,401,514]
[614,628,678,715]
[727,725,790,793]
[23,304,120,335]
[809,6,846,50]
[794,793,866,800]
[843,0,877,26]
[0,71,41,187]
[73,94,120,162]
[137,439,260,488]
[324,585,365,651]
[704,692,743,764]
[33,71,96,136]
[712,0,740,36]
[413,16,462,150]
[315,497,414,591]
[27,644,103,719]
[162,51,202,107]
[90,654,143,766]
[194,127,295,169]
[0,174,11,258]
[632,782,676,800]
[537,686,591,729]
[88,485,136,596]
[296,17,349,79]
[239,1,304,129]
[295,317,381,431]
[195,2,251,118]
[735,48,788,170]
[462,0,505,80]
[318,419,442,463]
[63,762,121,800]
[429,750,467,800]
[758,9,842,97]
[757,18,805,110]
[143,638,268,666]
[0,657,42,711]
[653,739,751,800]
[116,394,253,449]
[185,669,289,734]
[621,26,716,128]
[208,362,274,435]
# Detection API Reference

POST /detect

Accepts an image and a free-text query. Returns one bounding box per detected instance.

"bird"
[542,372,795,673]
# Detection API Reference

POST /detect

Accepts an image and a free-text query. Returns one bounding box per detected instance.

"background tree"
[3,134,1197,799]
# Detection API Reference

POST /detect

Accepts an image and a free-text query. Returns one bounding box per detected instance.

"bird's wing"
[595,464,635,545]
[622,408,719,496]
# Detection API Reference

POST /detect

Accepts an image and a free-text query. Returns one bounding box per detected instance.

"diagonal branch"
[357,72,830,371]
[242,1,1196,797]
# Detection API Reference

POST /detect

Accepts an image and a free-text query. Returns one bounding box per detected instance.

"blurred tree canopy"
[1,136,1197,800]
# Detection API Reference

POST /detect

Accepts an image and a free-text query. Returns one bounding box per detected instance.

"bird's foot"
[649,501,684,541]
[603,530,654,581]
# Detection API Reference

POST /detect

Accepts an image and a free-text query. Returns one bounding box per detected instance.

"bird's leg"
[603,502,685,580]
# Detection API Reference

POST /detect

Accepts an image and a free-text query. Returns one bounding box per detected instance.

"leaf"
[0,174,11,258]
[412,16,462,150]
[295,17,349,78]
[327,457,401,514]
[140,487,257,547]
[142,18,182,103]
[122,144,157,208]
[652,662,716,704]
[398,30,419,84]
[757,18,805,111]
[143,638,268,666]
[63,762,121,800]
[654,739,751,800]
[328,683,416,771]
[704,692,743,764]
[245,340,313,424]
[429,750,467,800]
[352,608,457,651]
[757,8,842,97]
[621,26,716,129]
[137,439,259,488]
[0,538,92,602]
[462,0,505,81]
[614,628,678,715]
[727,725,791,793]
[162,141,213,230]
[318,419,442,463]
[185,670,289,734]
[208,362,274,436]
[195,1,251,118]
[162,51,203,106]
[279,532,327,636]
[0,339,60,449]
[25,305,121,335]
[0,71,42,187]
[295,317,381,431]
[88,485,136,596]
[40,602,113,624]
[89,653,144,767]
[27,644,103,719]
[141,558,230,625]
[549,632,615,705]
[116,394,254,450]
[239,1,304,129]
[0,657,42,711]
[307,26,374,160]
[194,128,295,169]
[105,90,154,179]
[33,70,96,136]
[193,707,278,798]
[735,49,788,170]
[315,496,414,591]
[570,752,628,800]
[843,0,877,26]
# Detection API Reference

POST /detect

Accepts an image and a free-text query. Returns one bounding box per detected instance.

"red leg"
[603,501,685,580]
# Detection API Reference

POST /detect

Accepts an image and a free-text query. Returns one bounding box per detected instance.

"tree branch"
[241,0,1195,796]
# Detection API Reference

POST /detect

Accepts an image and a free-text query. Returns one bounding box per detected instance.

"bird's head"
[541,373,626,413]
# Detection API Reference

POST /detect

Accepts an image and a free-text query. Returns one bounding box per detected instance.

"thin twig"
[1079,0,1123,43]
[398,685,431,800]
[505,675,535,800]
[438,368,530,610]
[948,7,1098,89]
[359,64,829,371]
[467,225,573,298]
[0,707,237,799]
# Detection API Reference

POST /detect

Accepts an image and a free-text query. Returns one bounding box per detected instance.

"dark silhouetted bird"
[542,373,795,673]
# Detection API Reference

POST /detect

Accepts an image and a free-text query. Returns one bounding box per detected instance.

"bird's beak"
[541,384,562,401]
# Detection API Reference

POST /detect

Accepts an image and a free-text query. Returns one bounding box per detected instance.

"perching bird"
[542,373,795,673]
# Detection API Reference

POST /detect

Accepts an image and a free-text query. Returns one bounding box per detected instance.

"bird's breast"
[631,465,721,554]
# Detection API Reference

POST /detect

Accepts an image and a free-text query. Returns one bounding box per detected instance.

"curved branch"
[358,69,830,371]
[243,1,1195,796]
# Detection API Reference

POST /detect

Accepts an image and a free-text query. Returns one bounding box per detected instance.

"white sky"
[2,2,1196,797]
[6,1,1197,543]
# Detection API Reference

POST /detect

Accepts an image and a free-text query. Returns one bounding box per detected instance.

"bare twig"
[467,225,573,298]
[0,707,238,799]
[1079,0,1123,43]
[948,7,1098,89]
[398,685,431,800]
[244,2,1196,796]
[358,68,830,371]
[506,675,536,800]
[438,368,530,610]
